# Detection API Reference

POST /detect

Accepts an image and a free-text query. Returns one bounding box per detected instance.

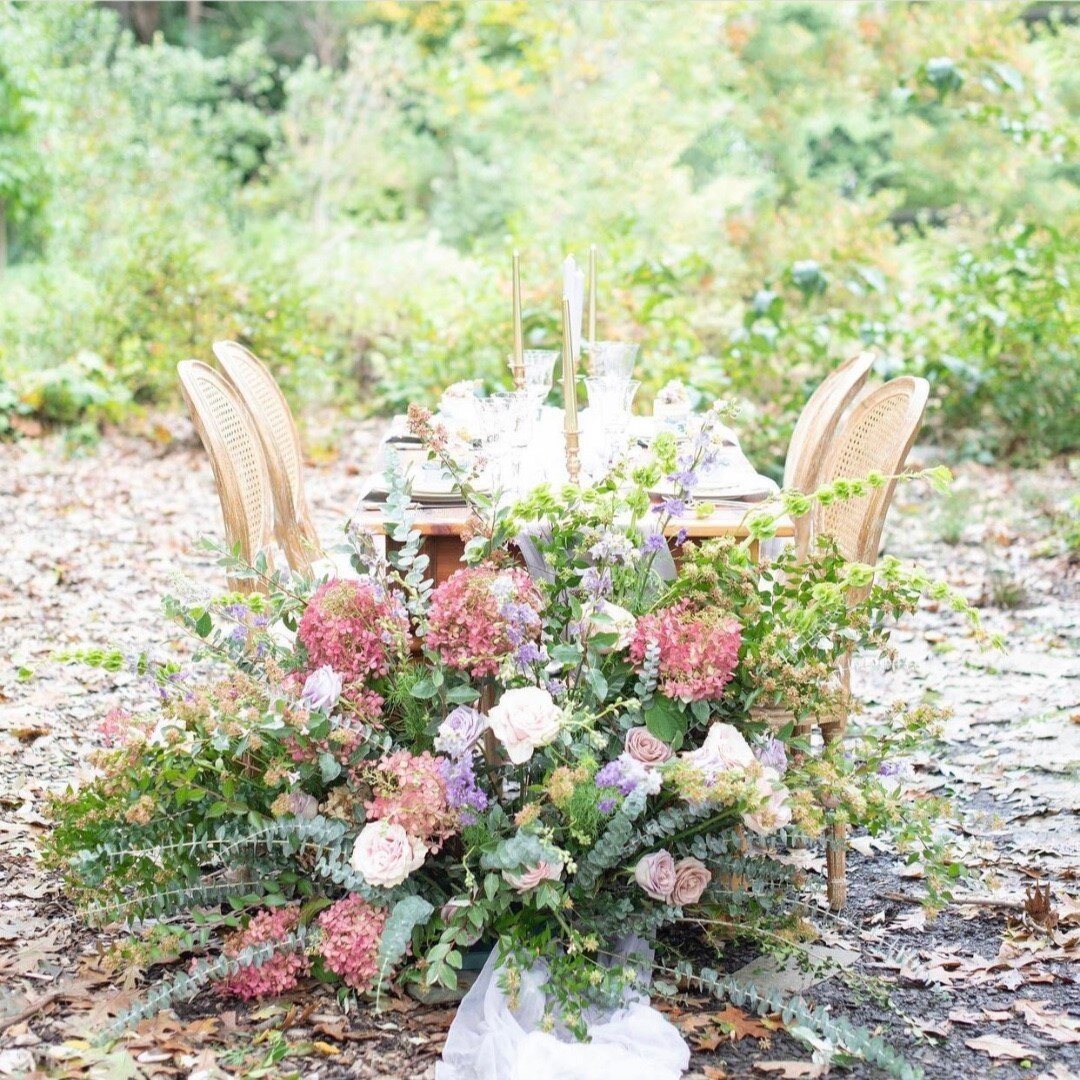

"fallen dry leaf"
[965,1035,1043,1061]
[753,1063,828,1078]
[1014,999,1080,1044]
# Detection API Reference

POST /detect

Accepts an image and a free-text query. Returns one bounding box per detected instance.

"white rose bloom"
[487,686,563,765]
[350,822,427,887]
[586,601,637,654]
[683,722,755,783]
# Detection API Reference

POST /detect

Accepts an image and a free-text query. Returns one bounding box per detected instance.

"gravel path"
[1,426,1077,1079]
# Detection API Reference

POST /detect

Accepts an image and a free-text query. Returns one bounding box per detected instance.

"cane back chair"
[213,341,322,574]
[178,360,274,593]
[809,374,929,908]
[783,351,876,556]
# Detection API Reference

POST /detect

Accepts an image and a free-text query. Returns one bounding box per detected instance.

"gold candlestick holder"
[562,297,580,484]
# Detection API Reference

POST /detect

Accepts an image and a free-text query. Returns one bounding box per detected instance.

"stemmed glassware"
[478,389,540,497]
[583,341,639,380]
[509,349,559,408]
[584,376,640,476]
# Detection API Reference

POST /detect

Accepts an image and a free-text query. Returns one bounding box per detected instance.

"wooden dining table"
[351,499,794,586]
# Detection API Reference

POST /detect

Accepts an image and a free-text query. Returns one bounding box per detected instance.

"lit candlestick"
[511,250,524,389]
[562,297,580,484]
[587,244,597,346]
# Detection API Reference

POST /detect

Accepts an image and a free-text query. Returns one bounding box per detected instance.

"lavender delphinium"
[596,753,662,802]
[754,737,788,776]
[438,755,489,824]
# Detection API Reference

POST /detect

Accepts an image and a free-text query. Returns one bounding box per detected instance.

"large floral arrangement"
[46,404,987,1075]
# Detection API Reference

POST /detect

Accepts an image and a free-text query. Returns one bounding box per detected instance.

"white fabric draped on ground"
[436,935,689,1080]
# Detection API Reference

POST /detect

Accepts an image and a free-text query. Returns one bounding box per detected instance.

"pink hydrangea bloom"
[629,599,741,702]
[96,707,130,747]
[297,579,408,685]
[316,894,389,991]
[363,750,457,849]
[215,906,309,1000]
[426,565,543,678]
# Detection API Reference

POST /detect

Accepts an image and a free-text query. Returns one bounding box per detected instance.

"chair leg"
[827,819,848,910]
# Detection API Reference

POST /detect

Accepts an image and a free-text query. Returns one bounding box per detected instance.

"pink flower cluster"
[364,750,457,849]
[316,894,389,991]
[629,600,742,702]
[426,565,543,678]
[297,579,408,685]
[216,906,309,1000]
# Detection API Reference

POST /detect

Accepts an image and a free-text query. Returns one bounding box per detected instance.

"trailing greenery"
[0,2,1077,464]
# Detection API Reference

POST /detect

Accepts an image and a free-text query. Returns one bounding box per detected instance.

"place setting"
[357,246,778,525]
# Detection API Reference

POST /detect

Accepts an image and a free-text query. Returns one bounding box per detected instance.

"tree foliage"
[0,1,1077,462]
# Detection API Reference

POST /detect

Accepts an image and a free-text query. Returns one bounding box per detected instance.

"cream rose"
[683,722,754,783]
[587,602,637,654]
[624,727,674,767]
[670,858,711,906]
[634,849,677,902]
[487,687,562,765]
[350,821,427,887]
[503,859,563,893]
[743,768,793,836]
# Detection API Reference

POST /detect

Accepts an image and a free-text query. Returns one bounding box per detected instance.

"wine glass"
[584,341,639,380]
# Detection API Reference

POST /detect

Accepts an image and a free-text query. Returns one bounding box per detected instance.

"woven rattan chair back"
[784,352,875,556]
[813,375,929,571]
[213,341,321,573]
[178,360,274,592]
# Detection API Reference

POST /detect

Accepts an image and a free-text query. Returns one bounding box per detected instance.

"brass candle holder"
[511,250,525,389]
[562,297,580,484]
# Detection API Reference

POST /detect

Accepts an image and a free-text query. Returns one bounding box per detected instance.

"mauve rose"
[587,602,637,654]
[634,849,677,902]
[351,822,427,887]
[487,687,562,765]
[301,665,343,712]
[434,706,487,758]
[743,768,793,836]
[287,791,319,820]
[625,727,673,767]
[670,858,711,906]
[503,859,563,893]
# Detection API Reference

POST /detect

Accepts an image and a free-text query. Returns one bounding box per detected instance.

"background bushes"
[0,1,1077,468]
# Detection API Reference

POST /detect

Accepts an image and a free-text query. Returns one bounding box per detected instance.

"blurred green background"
[0,0,1077,470]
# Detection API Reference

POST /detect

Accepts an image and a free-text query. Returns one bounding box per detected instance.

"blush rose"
[351,821,427,887]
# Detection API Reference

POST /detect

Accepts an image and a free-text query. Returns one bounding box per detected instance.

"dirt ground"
[1,421,1077,1079]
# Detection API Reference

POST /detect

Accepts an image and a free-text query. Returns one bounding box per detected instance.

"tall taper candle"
[562,297,580,484]
[511,250,524,389]
[587,244,597,346]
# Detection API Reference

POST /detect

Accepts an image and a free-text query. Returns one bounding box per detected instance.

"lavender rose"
[625,727,674,767]
[301,665,343,712]
[634,849,677,902]
[503,859,563,893]
[487,687,562,765]
[351,822,427,887]
[670,858,711,906]
[434,706,487,758]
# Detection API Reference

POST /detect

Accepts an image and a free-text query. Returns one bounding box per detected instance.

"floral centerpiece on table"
[46,402,986,1077]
